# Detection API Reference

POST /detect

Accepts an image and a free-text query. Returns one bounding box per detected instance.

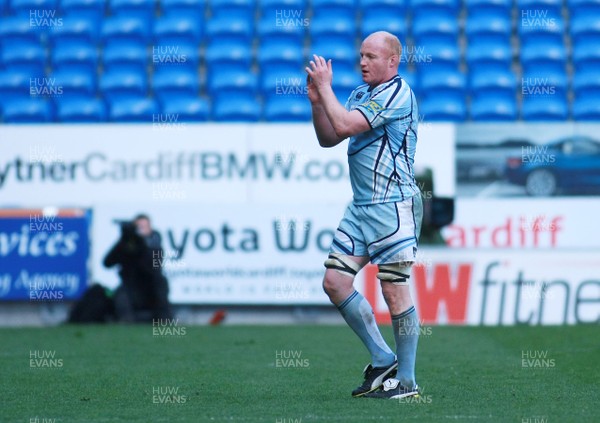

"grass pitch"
[1,324,598,422]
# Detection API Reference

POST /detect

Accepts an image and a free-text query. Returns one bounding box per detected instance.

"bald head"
[359,31,402,87]
[364,31,402,58]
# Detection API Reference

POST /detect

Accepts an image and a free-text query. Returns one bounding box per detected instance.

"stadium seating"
[109,0,156,20]
[51,40,99,72]
[257,39,304,70]
[0,68,32,98]
[361,10,405,40]
[0,15,43,43]
[205,15,253,43]
[153,13,203,44]
[256,14,305,44]
[205,39,252,73]
[60,0,107,20]
[50,68,96,96]
[108,95,158,121]
[264,96,311,121]
[2,98,53,122]
[99,68,147,100]
[471,93,518,121]
[10,0,58,12]
[152,67,199,100]
[0,0,595,122]
[101,15,151,44]
[103,40,147,72]
[206,68,258,97]
[54,95,107,121]
[160,95,209,121]
[212,93,261,121]
[419,93,466,121]
[573,92,600,120]
[1,40,46,75]
[522,94,569,121]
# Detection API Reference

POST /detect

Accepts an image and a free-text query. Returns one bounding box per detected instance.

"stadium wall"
[1,124,598,326]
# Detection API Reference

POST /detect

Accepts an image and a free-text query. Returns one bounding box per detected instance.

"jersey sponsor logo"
[362,100,383,114]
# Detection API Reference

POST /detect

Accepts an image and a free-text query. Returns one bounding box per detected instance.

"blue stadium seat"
[419,67,465,97]
[205,39,252,73]
[401,71,418,95]
[108,95,159,122]
[419,93,466,121]
[256,15,305,44]
[207,69,258,97]
[50,68,95,96]
[520,38,566,67]
[49,14,100,44]
[103,40,147,72]
[260,67,305,99]
[110,0,156,20]
[210,0,255,19]
[470,93,517,121]
[311,0,356,17]
[361,10,406,40]
[521,64,568,97]
[572,68,600,97]
[310,39,356,71]
[257,39,304,70]
[160,0,205,17]
[517,0,562,14]
[10,0,58,12]
[518,9,563,39]
[153,13,202,44]
[1,40,46,74]
[466,0,512,15]
[359,0,406,14]
[522,94,568,121]
[410,0,459,14]
[213,93,260,121]
[573,92,600,120]
[60,0,107,20]
[570,13,600,43]
[569,0,600,19]
[469,67,516,97]
[332,66,362,102]
[260,0,306,13]
[2,98,53,122]
[0,68,32,98]
[160,95,209,121]
[572,35,600,70]
[51,40,98,72]
[465,9,511,38]
[99,68,147,100]
[309,14,356,39]
[264,96,311,121]
[412,9,458,40]
[101,15,151,44]
[152,67,199,100]
[205,15,253,43]
[411,38,460,71]
[0,15,43,43]
[54,95,106,121]
[465,38,512,69]
[151,41,199,68]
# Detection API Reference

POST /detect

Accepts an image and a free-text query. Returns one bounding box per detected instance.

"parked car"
[504,136,600,196]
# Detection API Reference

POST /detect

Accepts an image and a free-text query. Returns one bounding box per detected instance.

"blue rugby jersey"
[345,75,420,205]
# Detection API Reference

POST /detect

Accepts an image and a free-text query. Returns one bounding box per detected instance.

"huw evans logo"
[275,350,310,368]
[152,386,187,404]
[29,350,63,368]
[152,318,187,336]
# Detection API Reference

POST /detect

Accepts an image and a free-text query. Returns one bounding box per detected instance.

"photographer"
[103,214,173,322]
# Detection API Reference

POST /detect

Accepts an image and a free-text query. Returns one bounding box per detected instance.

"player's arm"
[307,75,342,147]
[306,55,371,140]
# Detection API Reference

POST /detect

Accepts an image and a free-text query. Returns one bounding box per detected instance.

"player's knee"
[377,261,413,286]
[322,253,359,296]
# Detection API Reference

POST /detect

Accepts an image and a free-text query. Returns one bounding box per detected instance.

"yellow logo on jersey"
[362,100,383,114]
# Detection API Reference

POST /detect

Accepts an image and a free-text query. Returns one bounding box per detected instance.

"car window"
[568,139,600,155]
